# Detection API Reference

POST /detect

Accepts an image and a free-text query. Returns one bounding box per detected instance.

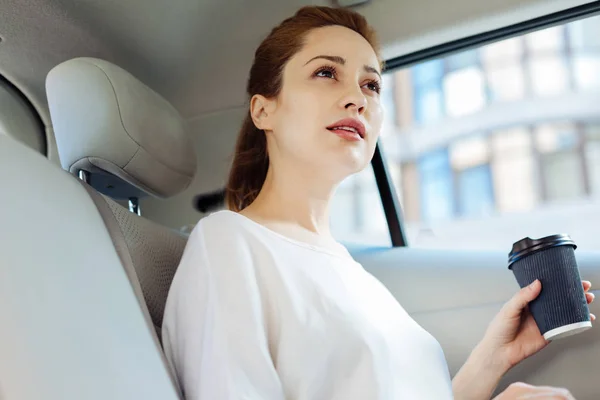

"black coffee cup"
[508,234,592,341]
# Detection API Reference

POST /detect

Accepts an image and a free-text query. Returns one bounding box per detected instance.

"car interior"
[1,0,599,399]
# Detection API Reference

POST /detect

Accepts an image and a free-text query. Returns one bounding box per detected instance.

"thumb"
[507,279,541,316]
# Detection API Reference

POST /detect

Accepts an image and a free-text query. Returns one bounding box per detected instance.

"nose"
[339,85,367,114]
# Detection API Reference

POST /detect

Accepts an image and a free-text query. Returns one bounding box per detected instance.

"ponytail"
[225,113,269,211]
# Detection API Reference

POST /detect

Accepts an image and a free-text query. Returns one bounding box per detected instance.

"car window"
[331,14,600,251]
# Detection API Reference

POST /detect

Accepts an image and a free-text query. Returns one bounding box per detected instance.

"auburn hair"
[225,6,382,211]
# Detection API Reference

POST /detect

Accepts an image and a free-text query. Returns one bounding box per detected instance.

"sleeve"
[161,223,285,400]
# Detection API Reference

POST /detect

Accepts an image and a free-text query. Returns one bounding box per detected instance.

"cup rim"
[508,234,576,269]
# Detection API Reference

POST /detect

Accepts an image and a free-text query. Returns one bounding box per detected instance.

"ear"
[250,94,276,131]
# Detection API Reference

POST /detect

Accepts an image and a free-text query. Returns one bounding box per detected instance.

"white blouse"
[162,210,453,399]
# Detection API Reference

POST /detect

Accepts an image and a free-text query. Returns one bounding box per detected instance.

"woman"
[162,6,595,399]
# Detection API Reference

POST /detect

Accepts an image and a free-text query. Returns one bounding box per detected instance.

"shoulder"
[189,210,250,245]
[194,209,244,232]
[186,210,261,265]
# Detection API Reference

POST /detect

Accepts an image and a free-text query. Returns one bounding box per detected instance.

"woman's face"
[253,25,383,184]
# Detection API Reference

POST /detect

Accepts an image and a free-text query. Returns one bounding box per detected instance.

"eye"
[364,80,381,94]
[314,65,337,80]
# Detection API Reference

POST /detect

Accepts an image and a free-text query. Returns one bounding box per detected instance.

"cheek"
[279,89,320,123]
[277,92,324,139]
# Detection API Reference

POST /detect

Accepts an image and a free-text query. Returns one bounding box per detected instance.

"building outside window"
[330,14,600,251]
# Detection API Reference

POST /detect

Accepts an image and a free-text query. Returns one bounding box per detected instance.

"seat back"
[0,135,181,400]
[83,186,188,338]
[45,57,198,342]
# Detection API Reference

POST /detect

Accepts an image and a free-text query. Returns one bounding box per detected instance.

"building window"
[525,25,566,53]
[568,16,600,92]
[481,37,526,102]
[573,55,600,90]
[490,127,538,212]
[411,60,445,124]
[481,37,524,66]
[450,136,494,217]
[535,122,585,201]
[568,16,600,51]
[486,65,526,102]
[418,148,454,222]
[444,67,486,117]
[528,55,570,97]
[457,164,495,217]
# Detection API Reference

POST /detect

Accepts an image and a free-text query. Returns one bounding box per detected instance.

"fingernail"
[529,279,539,288]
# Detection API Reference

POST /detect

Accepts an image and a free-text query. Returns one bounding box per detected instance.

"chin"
[329,152,370,181]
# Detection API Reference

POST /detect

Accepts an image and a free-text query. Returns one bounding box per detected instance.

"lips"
[326,118,366,140]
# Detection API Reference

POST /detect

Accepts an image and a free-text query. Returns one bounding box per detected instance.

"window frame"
[374,0,600,247]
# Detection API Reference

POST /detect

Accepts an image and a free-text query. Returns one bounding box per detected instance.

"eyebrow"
[304,55,381,78]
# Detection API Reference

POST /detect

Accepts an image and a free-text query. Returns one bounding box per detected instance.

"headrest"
[46,57,197,199]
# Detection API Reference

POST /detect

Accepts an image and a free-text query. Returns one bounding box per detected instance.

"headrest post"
[78,170,90,183]
[129,197,141,216]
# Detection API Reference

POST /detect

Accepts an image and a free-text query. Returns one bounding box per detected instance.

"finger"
[507,280,542,316]
[586,292,595,304]
[583,280,592,292]
[591,313,596,321]
[586,291,595,303]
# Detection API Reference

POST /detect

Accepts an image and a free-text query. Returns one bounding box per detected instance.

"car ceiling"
[0,0,592,128]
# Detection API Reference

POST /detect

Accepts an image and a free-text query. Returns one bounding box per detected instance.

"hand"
[453,281,594,400]
[493,382,575,399]
[482,280,595,373]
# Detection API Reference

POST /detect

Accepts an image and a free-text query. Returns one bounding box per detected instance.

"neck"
[243,162,337,237]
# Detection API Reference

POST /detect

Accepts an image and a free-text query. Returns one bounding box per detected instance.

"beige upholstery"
[0,78,45,155]
[0,135,181,400]
[81,183,187,337]
[46,57,197,199]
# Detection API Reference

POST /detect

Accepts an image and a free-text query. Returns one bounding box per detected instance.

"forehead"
[292,25,381,71]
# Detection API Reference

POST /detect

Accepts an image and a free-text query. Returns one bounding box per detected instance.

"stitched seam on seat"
[123,147,140,169]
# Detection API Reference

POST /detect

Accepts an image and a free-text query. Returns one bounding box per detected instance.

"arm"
[161,225,285,400]
[452,342,508,400]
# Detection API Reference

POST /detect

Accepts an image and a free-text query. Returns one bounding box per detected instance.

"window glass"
[414,84,444,124]
[330,164,391,247]
[491,128,538,212]
[445,49,479,72]
[412,59,444,85]
[457,164,495,217]
[481,37,523,66]
[528,55,569,96]
[573,55,600,91]
[418,149,454,222]
[443,67,486,116]
[450,135,489,170]
[585,124,600,196]
[487,65,526,101]
[525,25,565,53]
[381,73,397,135]
[568,16,600,51]
[330,14,600,250]
[535,123,585,201]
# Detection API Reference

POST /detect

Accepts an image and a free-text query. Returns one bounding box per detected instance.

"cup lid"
[508,234,576,269]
